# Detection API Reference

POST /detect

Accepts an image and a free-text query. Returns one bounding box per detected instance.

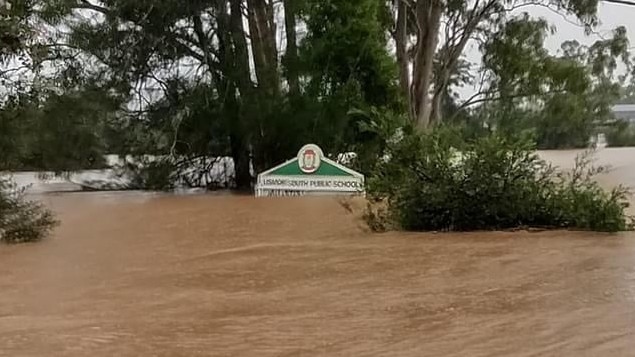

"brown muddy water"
[1,193,635,356]
[2,148,635,356]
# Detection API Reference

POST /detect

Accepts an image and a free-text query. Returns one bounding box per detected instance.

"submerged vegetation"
[366,129,633,232]
[0,176,57,244]
[365,129,633,233]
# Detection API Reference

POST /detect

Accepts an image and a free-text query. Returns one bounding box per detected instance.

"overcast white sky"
[537,2,635,52]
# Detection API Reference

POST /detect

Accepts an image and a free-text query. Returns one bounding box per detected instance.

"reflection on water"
[0,193,635,356]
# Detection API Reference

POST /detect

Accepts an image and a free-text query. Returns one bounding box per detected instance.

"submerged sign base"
[255,144,365,197]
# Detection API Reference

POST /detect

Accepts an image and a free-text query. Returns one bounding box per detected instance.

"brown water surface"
[1,192,635,356]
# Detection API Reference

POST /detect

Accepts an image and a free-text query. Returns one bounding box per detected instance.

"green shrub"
[0,176,58,244]
[550,154,631,232]
[367,130,633,233]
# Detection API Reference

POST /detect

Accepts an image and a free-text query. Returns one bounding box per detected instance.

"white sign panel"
[257,175,364,192]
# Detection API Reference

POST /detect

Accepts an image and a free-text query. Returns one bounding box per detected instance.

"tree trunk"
[430,87,444,125]
[283,0,300,96]
[264,0,278,67]
[229,0,253,93]
[395,0,410,113]
[412,0,443,130]
[246,0,280,96]
[210,0,255,191]
[430,66,451,125]
[246,0,267,85]
[230,133,252,191]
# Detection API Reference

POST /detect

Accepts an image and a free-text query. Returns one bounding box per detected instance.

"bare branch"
[457,86,570,114]
[603,0,635,6]
[75,0,109,14]
[0,65,31,77]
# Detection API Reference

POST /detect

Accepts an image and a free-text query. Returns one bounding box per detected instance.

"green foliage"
[344,107,407,175]
[0,87,119,171]
[533,93,594,149]
[289,0,401,172]
[482,15,553,97]
[1,0,629,193]
[0,96,32,169]
[552,154,631,231]
[368,130,632,233]
[25,91,114,171]
[606,121,635,147]
[7,0,401,186]
[477,21,629,149]
[300,0,398,108]
[122,158,177,191]
[0,176,58,244]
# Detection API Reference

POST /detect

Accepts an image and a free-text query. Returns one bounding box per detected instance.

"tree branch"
[75,0,110,14]
[603,0,635,6]
[192,14,216,74]
[457,87,570,113]
[0,65,30,77]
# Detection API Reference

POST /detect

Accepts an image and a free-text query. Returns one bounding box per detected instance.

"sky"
[535,2,635,53]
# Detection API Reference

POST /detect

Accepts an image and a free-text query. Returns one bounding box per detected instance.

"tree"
[392,0,603,130]
[0,0,399,189]
[4,0,628,185]
[23,0,278,189]
[463,17,629,149]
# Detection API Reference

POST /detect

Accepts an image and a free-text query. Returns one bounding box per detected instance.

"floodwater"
[1,148,635,356]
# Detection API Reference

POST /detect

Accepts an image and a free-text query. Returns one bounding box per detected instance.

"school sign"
[255,144,365,197]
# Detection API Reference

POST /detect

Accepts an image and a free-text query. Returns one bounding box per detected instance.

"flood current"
[1,148,635,356]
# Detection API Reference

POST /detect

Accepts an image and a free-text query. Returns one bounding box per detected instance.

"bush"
[0,176,58,244]
[367,130,633,232]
